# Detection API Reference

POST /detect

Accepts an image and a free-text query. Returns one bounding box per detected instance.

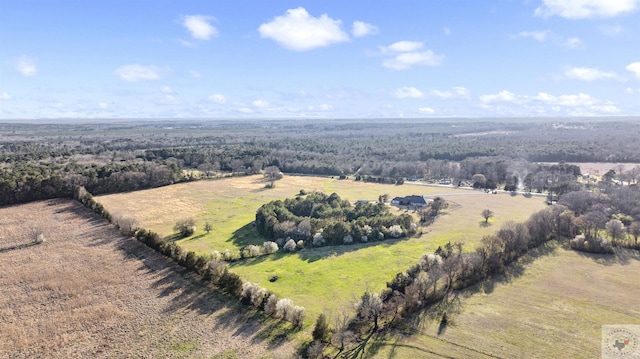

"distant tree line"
[3,120,640,206]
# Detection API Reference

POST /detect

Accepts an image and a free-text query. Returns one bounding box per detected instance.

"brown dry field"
[373,244,640,359]
[0,200,294,359]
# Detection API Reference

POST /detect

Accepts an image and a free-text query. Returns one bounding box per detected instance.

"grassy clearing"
[0,200,294,358]
[370,244,640,359]
[98,175,546,322]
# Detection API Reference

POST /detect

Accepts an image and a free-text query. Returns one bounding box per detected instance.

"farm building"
[390,195,428,208]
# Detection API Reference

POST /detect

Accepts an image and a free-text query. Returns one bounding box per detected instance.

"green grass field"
[97,175,547,323]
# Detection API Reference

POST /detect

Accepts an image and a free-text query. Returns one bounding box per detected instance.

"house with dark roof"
[390,195,427,208]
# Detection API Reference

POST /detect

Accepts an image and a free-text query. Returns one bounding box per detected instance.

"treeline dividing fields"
[2,119,640,206]
[74,186,307,329]
[312,181,640,357]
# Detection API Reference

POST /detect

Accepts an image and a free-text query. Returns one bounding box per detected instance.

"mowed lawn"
[371,245,640,359]
[97,175,547,320]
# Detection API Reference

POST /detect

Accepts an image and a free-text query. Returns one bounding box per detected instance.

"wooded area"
[2,118,639,206]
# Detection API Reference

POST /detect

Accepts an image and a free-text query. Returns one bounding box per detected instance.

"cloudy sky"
[1,0,639,119]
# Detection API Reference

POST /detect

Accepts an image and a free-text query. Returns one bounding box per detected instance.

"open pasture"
[370,244,640,359]
[98,175,547,320]
[0,200,293,358]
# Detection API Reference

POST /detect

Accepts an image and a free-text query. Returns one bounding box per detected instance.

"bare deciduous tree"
[204,221,212,234]
[629,222,640,246]
[481,209,494,223]
[264,165,283,187]
[605,219,625,245]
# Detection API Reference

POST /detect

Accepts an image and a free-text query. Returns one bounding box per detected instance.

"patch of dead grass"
[0,199,294,359]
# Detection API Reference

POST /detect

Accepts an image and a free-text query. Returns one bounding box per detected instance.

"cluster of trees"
[255,192,417,247]
[557,186,640,253]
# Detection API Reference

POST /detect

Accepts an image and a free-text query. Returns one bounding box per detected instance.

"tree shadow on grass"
[132,241,299,350]
[465,241,558,297]
[48,199,296,354]
[230,236,413,270]
[228,222,262,247]
[479,221,491,228]
[571,246,640,266]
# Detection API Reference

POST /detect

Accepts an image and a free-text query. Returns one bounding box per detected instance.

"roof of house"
[391,195,427,205]
[406,195,427,205]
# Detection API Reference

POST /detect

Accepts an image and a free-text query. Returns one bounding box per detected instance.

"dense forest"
[1,118,640,205]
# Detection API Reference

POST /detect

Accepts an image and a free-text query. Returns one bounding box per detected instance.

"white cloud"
[479,90,620,115]
[533,92,597,107]
[626,62,640,78]
[517,30,552,42]
[15,56,37,77]
[181,15,218,40]
[479,90,517,104]
[564,37,583,49]
[535,0,640,18]
[252,99,269,108]
[237,107,253,114]
[0,92,10,100]
[115,64,163,82]
[564,67,618,81]
[98,102,108,109]
[380,41,443,70]
[258,7,349,51]
[189,70,202,78]
[394,86,424,99]
[418,107,435,114]
[352,21,378,37]
[208,94,226,104]
[443,27,451,35]
[430,86,470,99]
[159,87,178,105]
[453,87,470,97]
[384,40,423,53]
[383,50,443,70]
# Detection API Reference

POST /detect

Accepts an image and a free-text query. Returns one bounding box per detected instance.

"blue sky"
[1,0,639,119]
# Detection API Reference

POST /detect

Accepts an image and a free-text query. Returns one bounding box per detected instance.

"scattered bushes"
[265,294,278,316]
[312,233,325,246]
[388,224,403,238]
[284,238,297,252]
[174,218,196,237]
[570,235,614,254]
[242,244,261,258]
[263,241,279,254]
